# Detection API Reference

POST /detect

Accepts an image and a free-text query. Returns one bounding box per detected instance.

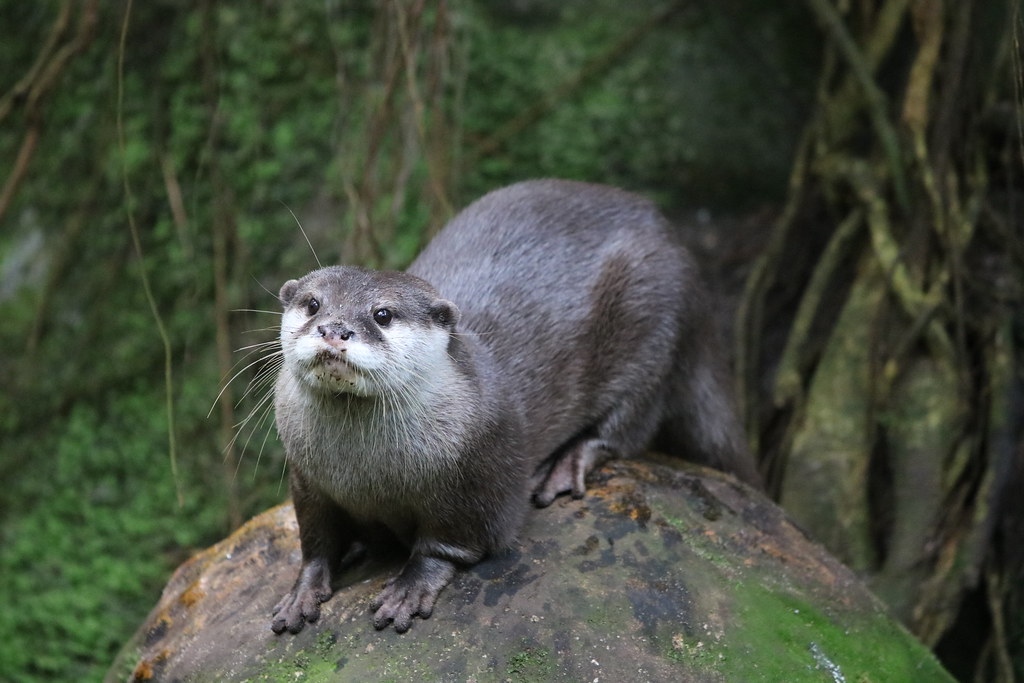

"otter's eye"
[373,308,393,327]
[306,298,320,316]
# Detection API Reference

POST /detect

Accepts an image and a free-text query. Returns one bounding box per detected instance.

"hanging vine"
[736,1,1023,679]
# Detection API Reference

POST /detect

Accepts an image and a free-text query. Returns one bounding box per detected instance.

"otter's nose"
[318,324,354,342]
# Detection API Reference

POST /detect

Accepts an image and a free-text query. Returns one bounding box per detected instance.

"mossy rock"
[108,458,952,682]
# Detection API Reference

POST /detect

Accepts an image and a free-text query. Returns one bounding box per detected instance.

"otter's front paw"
[271,585,331,634]
[271,560,333,634]
[369,556,455,633]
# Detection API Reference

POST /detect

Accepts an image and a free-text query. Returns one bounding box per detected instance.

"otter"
[269,179,760,635]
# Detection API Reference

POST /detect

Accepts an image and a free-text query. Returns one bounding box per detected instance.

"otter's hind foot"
[370,555,456,633]
[532,439,615,508]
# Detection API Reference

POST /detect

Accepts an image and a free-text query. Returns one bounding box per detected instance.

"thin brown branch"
[160,154,193,261]
[200,0,242,529]
[0,125,40,222]
[396,0,452,217]
[0,0,100,225]
[26,0,99,115]
[0,0,73,124]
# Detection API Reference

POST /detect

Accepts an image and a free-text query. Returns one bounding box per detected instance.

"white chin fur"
[284,335,378,396]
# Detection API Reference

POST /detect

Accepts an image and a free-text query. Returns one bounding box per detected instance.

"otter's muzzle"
[318,323,355,345]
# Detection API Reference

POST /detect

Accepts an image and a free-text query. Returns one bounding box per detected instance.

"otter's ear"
[279,279,301,307]
[429,299,460,329]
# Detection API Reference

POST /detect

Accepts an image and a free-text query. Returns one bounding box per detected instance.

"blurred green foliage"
[0,391,225,679]
[461,0,814,204]
[0,1,812,679]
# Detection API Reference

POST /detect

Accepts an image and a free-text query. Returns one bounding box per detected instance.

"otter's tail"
[658,345,763,490]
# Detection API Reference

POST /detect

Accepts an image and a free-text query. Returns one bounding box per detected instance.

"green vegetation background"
[0,2,814,679]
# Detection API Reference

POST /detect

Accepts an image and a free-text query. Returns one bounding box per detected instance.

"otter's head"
[278,266,460,397]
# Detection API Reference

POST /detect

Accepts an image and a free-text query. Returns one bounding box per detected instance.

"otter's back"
[407,179,699,459]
